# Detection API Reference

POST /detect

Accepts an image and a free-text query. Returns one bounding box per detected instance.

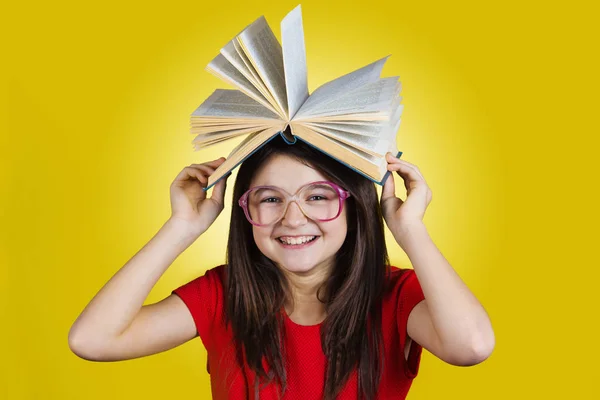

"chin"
[266,244,335,276]
[277,259,324,274]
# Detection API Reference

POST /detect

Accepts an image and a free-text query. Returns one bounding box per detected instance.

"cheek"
[252,227,279,257]
[324,214,348,243]
[252,227,272,244]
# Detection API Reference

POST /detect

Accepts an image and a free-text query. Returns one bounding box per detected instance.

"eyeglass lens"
[247,183,341,225]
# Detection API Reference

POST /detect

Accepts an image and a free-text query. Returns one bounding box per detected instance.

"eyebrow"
[250,182,334,195]
[251,187,279,195]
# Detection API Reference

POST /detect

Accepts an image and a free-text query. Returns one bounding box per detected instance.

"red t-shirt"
[172,265,425,399]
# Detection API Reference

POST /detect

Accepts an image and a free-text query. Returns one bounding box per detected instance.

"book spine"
[280,129,297,145]
[202,130,402,191]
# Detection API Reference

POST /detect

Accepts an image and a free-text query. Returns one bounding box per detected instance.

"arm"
[381,152,495,366]
[397,222,495,366]
[68,218,201,361]
[68,158,230,361]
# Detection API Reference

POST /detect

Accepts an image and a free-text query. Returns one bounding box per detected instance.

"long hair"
[224,134,391,400]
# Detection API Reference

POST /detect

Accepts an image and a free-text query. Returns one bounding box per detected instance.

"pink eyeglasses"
[238,180,351,226]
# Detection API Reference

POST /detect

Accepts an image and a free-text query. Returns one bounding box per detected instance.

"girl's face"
[248,154,348,276]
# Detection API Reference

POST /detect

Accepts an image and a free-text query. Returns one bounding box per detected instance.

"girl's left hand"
[380,152,433,237]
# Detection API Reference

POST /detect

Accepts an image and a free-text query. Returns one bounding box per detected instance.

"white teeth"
[278,236,317,245]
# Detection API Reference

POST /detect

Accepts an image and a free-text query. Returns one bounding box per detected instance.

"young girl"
[69,136,495,400]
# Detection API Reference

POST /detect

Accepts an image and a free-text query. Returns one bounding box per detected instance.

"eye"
[308,195,327,201]
[261,197,281,203]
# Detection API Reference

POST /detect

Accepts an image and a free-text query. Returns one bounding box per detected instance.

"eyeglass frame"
[238,180,352,227]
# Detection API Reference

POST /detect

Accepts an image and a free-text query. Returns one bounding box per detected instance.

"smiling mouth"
[276,235,320,245]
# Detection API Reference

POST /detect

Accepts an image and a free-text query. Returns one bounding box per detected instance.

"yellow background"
[2,0,598,398]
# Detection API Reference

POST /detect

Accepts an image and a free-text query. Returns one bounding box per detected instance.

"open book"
[192,4,404,191]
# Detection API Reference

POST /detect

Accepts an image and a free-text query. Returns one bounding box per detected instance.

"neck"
[281,262,332,325]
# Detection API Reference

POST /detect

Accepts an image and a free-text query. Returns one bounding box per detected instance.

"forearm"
[394,222,494,353]
[69,218,200,345]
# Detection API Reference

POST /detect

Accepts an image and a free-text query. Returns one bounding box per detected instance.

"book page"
[206,126,282,188]
[191,89,281,120]
[193,132,254,151]
[193,125,272,147]
[303,96,403,136]
[294,56,389,118]
[291,124,386,182]
[230,126,283,158]
[238,16,289,118]
[191,118,275,126]
[231,40,266,93]
[295,77,400,118]
[298,123,392,156]
[281,4,309,119]
[229,40,283,118]
[207,53,280,116]
[300,113,390,122]
[191,122,272,135]
[194,136,241,151]
[220,40,260,87]
[307,120,383,126]
[304,121,390,137]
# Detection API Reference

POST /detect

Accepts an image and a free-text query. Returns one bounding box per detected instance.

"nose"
[281,200,308,227]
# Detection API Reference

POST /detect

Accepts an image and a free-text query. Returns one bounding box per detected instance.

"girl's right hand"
[168,157,230,235]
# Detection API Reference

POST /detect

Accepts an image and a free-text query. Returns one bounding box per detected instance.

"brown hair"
[224,134,391,400]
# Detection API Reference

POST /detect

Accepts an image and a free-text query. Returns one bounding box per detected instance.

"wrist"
[164,217,205,241]
[393,221,428,246]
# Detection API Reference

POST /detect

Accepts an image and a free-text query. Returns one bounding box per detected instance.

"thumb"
[380,172,403,219]
[209,173,230,208]
[381,171,396,202]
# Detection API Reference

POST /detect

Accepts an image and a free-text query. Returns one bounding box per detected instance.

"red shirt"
[172,265,425,399]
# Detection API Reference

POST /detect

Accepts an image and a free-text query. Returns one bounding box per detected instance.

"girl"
[69,136,495,400]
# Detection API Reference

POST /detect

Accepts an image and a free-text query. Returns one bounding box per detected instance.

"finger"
[187,158,226,179]
[189,168,209,187]
[191,157,225,168]
[188,164,216,176]
[386,162,411,192]
[385,153,425,180]
[381,169,396,201]
[197,157,226,168]
[209,173,231,207]
[174,166,208,186]
[386,163,425,194]
[190,163,216,169]
[380,172,404,220]
[386,158,424,183]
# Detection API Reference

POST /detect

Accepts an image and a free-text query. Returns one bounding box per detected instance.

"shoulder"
[383,265,425,312]
[385,265,419,291]
[204,263,227,284]
[173,264,227,292]
[171,264,228,347]
[171,264,228,315]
